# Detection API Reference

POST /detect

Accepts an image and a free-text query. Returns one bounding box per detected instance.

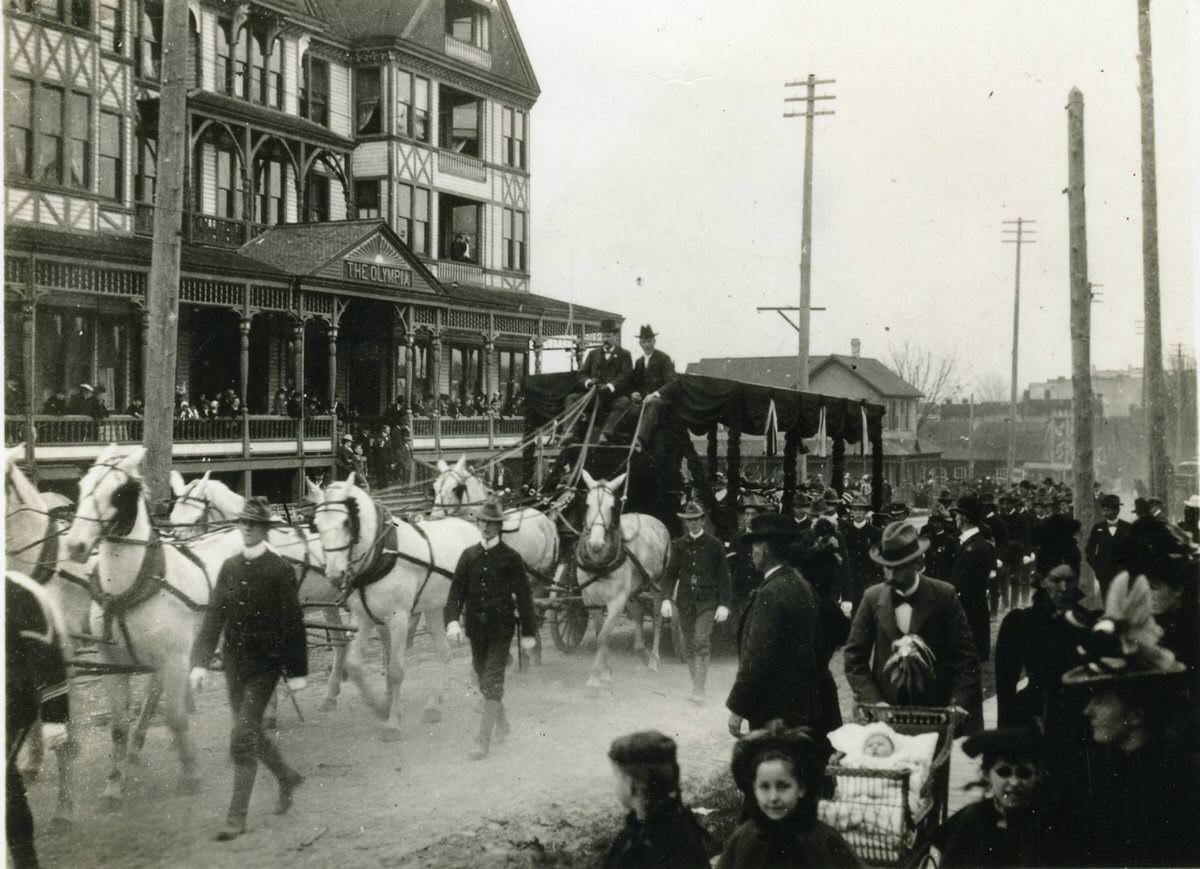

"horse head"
[5,446,53,574]
[581,469,626,554]
[308,473,371,586]
[432,455,471,518]
[167,470,226,540]
[66,445,146,562]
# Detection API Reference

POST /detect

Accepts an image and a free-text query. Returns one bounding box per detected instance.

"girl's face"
[1084,688,1137,746]
[1043,564,1079,610]
[986,755,1040,812]
[754,758,804,821]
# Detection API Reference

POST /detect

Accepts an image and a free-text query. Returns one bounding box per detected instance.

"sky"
[507,0,1197,397]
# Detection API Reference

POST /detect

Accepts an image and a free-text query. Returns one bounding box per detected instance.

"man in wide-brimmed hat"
[726,513,829,735]
[1057,572,1199,868]
[660,501,731,705]
[844,520,982,732]
[950,494,996,661]
[562,318,632,446]
[1085,493,1133,599]
[445,497,537,760]
[191,496,307,841]
[611,323,675,453]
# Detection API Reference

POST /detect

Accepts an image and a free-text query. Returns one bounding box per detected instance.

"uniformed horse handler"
[660,501,731,705]
[445,498,538,760]
[189,496,307,841]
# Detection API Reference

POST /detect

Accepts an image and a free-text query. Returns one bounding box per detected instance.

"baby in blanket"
[825,722,939,815]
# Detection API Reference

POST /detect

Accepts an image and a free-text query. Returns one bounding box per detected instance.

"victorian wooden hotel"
[4,0,616,498]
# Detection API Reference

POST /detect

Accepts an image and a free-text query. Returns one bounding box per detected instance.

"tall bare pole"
[1002,218,1036,483]
[1137,0,1170,498]
[1067,88,1097,583]
[784,74,834,481]
[143,0,190,510]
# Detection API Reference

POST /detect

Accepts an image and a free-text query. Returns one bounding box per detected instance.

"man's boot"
[469,699,499,761]
[215,762,257,841]
[259,734,304,815]
[688,654,709,706]
[493,702,511,742]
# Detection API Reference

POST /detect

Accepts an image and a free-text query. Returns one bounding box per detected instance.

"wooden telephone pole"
[1067,88,1097,579]
[1002,218,1035,483]
[1137,0,1170,498]
[783,74,835,481]
[143,0,190,509]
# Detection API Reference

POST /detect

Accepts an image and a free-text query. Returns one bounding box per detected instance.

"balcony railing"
[437,149,486,182]
[352,415,526,452]
[443,35,493,70]
[436,259,484,286]
[134,205,269,249]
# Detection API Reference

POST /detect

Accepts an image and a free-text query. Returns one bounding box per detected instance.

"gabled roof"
[687,354,922,399]
[237,220,441,293]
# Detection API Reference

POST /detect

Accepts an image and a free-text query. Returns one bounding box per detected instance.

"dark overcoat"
[950,531,995,660]
[577,345,633,390]
[841,521,882,611]
[614,349,675,397]
[1085,519,1133,587]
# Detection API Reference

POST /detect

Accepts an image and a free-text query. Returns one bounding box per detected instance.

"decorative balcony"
[443,35,492,70]
[438,149,486,182]
[133,204,269,249]
[355,415,525,452]
[435,259,484,286]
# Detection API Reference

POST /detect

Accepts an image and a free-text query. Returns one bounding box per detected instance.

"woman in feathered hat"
[1056,572,1200,868]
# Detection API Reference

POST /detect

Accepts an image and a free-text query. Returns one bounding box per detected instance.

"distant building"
[1026,367,1143,417]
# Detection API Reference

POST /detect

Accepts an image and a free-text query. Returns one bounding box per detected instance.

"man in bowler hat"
[563,319,633,445]
[950,494,996,661]
[1085,494,1132,599]
[190,497,307,841]
[611,324,675,452]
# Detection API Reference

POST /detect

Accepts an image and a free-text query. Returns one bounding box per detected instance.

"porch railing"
[133,205,270,249]
[5,415,335,454]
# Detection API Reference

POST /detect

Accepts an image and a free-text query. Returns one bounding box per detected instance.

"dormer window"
[446,0,489,51]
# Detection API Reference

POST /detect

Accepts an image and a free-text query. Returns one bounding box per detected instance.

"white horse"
[431,456,559,583]
[167,470,352,711]
[577,470,671,694]
[308,474,479,740]
[63,445,240,806]
[4,447,90,829]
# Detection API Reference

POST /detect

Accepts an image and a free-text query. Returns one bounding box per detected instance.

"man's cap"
[739,513,800,545]
[475,498,506,524]
[869,520,930,567]
[637,324,657,340]
[676,501,705,520]
[237,496,278,526]
[849,496,871,510]
[79,383,94,392]
[950,494,985,525]
[341,433,354,442]
[936,488,954,504]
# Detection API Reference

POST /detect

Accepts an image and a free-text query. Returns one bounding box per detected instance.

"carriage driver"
[189,496,307,841]
[661,502,732,705]
[445,498,538,761]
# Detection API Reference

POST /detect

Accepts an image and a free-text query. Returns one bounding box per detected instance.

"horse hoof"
[379,728,404,743]
[421,707,442,724]
[47,816,72,834]
[319,697,338,712]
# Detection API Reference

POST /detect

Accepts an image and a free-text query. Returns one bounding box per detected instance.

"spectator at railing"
[6,376,24,413]
[286,390,301,418]
[488,391,503,418]
[174,385,186,411]
[41,390,68,416]
[126,397,145,418]
[67,384,107,419]
[270,388,289,416]
[178,401,200,420]
[443,394,460,419]
[411,394,425,417]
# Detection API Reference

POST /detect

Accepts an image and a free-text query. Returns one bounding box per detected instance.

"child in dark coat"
[719,721,863,869]
[602,731,711,869]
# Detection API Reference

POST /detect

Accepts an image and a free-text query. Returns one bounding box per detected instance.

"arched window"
[266,36,282,109]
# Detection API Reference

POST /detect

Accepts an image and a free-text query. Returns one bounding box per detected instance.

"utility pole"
[783,74,835,481]
[143,0,190,511]
[1002,218,1036,483]
[967,394,975,480]
[1067,87,1097,590]
[1137,0,1170,498]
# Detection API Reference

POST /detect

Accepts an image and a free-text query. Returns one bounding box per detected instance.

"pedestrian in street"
[602,731,711,869]
[6,572,70,869]
[726,513,828,736]
[949,494,996,662]
[444,498,538,761]
[840,497,881,617]
[660,501,732,705]
[1059,573,1200,867]
[189,497,308,841]
[1085,494,1133,600]
[719,721,862,869]
[927,726,1056,869]
[843,520,982,733]
[921,489,960,582]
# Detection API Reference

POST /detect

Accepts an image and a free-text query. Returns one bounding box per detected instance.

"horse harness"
[4,470,64,585]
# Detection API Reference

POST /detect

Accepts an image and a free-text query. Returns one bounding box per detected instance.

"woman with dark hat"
[994,514,1096,738]
[603,730,710,869]
[1058,573,1200,867]
[927,726,1055,869]
[719,721,862,868]
[725,514,828,737]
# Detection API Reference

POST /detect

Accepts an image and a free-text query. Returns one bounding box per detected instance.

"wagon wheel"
[549,598,589,653]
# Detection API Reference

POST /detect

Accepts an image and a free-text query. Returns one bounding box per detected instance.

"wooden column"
[533,337,543,374]
[240,315,251,459]
[21,297,37,476]
[293,318,306,488]
[402,332,415,482]
[430,332,442,451]
[327,322,339,439]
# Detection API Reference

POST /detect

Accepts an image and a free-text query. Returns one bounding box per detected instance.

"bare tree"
[888,342,961,438]
[975,373,1010,404]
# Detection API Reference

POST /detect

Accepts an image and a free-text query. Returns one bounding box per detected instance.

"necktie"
[891,589,912,608]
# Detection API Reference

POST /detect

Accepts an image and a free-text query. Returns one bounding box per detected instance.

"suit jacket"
[577,345,633,391]
[193,550,308,679]
[614,349,675,397]
[1085,519,1133,583]
[445,541,537,640]
[950,531,995,659]
[843,575,982,730]
[727,565,826,729]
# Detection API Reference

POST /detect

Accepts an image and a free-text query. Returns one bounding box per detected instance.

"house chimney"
[850,338,861,358]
